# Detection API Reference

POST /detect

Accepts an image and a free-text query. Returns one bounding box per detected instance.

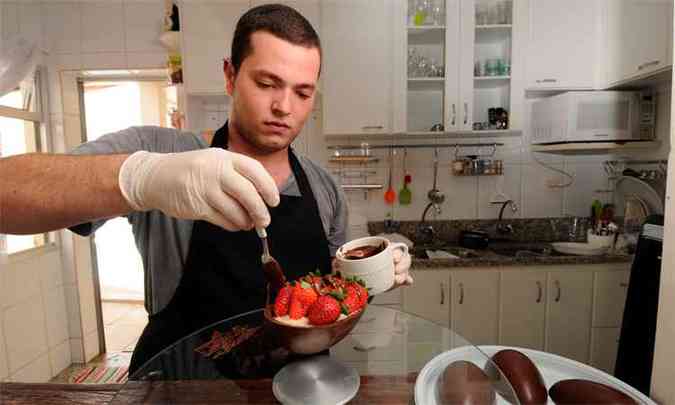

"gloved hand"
[391,248,413,288]
[119,148,279,230]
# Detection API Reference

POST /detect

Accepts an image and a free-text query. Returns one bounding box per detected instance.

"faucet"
[493,200,518,235]
[418,148,445,244]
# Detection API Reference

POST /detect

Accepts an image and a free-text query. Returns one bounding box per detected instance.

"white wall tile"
[0,314,8,381]
[124,0,165,53]
[39,249,64,291]
[18,2,44,48]
[49,340,71,378]
[521,163,564,218]
[3,257,41,309]
[81,1,124,53]
[4,299,48,373]
[9,353,51,383]
[82,52,127,69]
[126,51,167,69]
[478,164,523,219]
[69,338,84,363]
[78,275,98,336]
[43,2,82,54]
[563,163,612,217]
[1,2,19,40]
[60,232,77,286]
[43,287,69,348]
[439,168,479,220]
[64,285,82,338]
[83,329,100,363]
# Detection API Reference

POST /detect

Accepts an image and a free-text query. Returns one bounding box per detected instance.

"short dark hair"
[231,4,321,74]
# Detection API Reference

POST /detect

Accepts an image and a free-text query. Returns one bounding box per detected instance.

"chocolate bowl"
[262,304,366,355]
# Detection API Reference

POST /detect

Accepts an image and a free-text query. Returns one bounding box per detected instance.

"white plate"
[415,345,655,405]
[551,242,609,256]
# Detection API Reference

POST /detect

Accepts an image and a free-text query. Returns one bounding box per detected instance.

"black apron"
[129,123,332,377]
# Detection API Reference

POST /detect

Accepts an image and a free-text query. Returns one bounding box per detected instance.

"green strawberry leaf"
[300,281,311,289]
[329,290,345,301]
[341,303,349,315]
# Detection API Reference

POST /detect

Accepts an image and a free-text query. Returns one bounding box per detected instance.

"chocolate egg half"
[549,379,638,405]
[438,360,496,405]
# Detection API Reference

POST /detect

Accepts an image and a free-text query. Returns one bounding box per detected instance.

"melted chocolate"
[343,242,386,260]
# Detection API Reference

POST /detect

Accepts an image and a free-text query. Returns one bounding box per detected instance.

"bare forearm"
[0,153,133,234]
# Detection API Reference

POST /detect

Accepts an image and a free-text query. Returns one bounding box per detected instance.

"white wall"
[0,0,167,382]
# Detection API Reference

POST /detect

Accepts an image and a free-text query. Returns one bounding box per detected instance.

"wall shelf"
[474,76,510,81]
[531,141,661,155]
[476,24,512,30]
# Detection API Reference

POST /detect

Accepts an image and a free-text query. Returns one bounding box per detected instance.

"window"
[0,69,54,255]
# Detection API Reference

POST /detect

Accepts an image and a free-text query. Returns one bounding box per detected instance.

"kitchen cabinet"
[499,269,546,350]
[320,0,394,135]
[590,327,621,375]
[606,0,673,85]
[402,270,450,327]
[593,267,630,328]
[180,0,249,95]
[546,270,594,364]
[404,0,518,133]
[525,0,600,90]
[450,270,499,345]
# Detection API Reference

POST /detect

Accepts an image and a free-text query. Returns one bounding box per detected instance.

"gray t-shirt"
[70,126,348,314]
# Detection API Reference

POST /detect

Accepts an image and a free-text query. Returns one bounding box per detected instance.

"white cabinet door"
[546,271,594,363]
[456,0,474,130]
[321,0,393,135]
[526,0,599,89]
[593,268,630,328]
[590,327,621,375]
[180,0,249,95]
[499,269,547,350]
[606,0,673,84]
[450,270,499,346]
[403,271,450,327]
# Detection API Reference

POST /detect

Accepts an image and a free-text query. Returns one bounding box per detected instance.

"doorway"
[79,73,177,354]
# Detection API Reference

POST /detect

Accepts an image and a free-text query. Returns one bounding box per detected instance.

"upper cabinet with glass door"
[404,0,518,134]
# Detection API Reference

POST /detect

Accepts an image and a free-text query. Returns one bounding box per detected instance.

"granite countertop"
[409,242,634,269]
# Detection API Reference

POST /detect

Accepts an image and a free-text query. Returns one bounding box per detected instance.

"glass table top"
[110,305,518,404]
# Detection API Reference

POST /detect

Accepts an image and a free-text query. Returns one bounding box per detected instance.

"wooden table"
[0,375,416,404]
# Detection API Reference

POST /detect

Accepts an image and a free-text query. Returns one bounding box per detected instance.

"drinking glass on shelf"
[487,0,499,25]
[431,0,445,25]
[485,59,498,76]
[504,0,513,24]
[496,0,508,24]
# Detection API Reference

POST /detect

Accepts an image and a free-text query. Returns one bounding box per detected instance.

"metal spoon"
[256,228,286,294]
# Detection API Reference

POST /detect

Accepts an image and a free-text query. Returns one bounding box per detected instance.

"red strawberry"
[274,285,293,317]
[346,281,369,308]
[342,291,360,315]
[289,294,306,319]
[307,296,341,325]
[294,281,319,308]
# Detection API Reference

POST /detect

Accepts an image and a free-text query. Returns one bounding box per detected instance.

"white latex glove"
[119,148,279,231]
[391,248,413,289]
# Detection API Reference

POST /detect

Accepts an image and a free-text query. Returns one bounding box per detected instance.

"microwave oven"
[530,91,654,145]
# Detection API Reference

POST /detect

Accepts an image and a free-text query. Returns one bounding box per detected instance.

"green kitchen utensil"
[399,148,412,205]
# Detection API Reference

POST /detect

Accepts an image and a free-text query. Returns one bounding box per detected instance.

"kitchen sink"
[411,245,480,259]
[489,244,570,258]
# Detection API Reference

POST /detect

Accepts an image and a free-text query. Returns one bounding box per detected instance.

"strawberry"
[288,294,306,319]
[294,281,319,308]
[342,291,360,315]
[346,281,369,308]
[273,285,293,317]
[307,296,341,325]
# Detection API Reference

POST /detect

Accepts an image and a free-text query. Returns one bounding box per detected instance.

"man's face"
[226,31,320,153]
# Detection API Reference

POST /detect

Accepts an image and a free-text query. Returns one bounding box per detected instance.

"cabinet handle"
[620,282,628,288]
[440,282,445,305]
[554,280,561,302]
[593,133,610,137]
[536,78,558,83]
[463,102,468,125]
[638,60,660,71]
[353,345,376,352]
[459,283,464,305]
[451,104,456,126]
[362,125,384,130]
[536,281,542,303]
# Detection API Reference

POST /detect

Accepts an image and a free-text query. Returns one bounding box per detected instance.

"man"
[0,4,412,373]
